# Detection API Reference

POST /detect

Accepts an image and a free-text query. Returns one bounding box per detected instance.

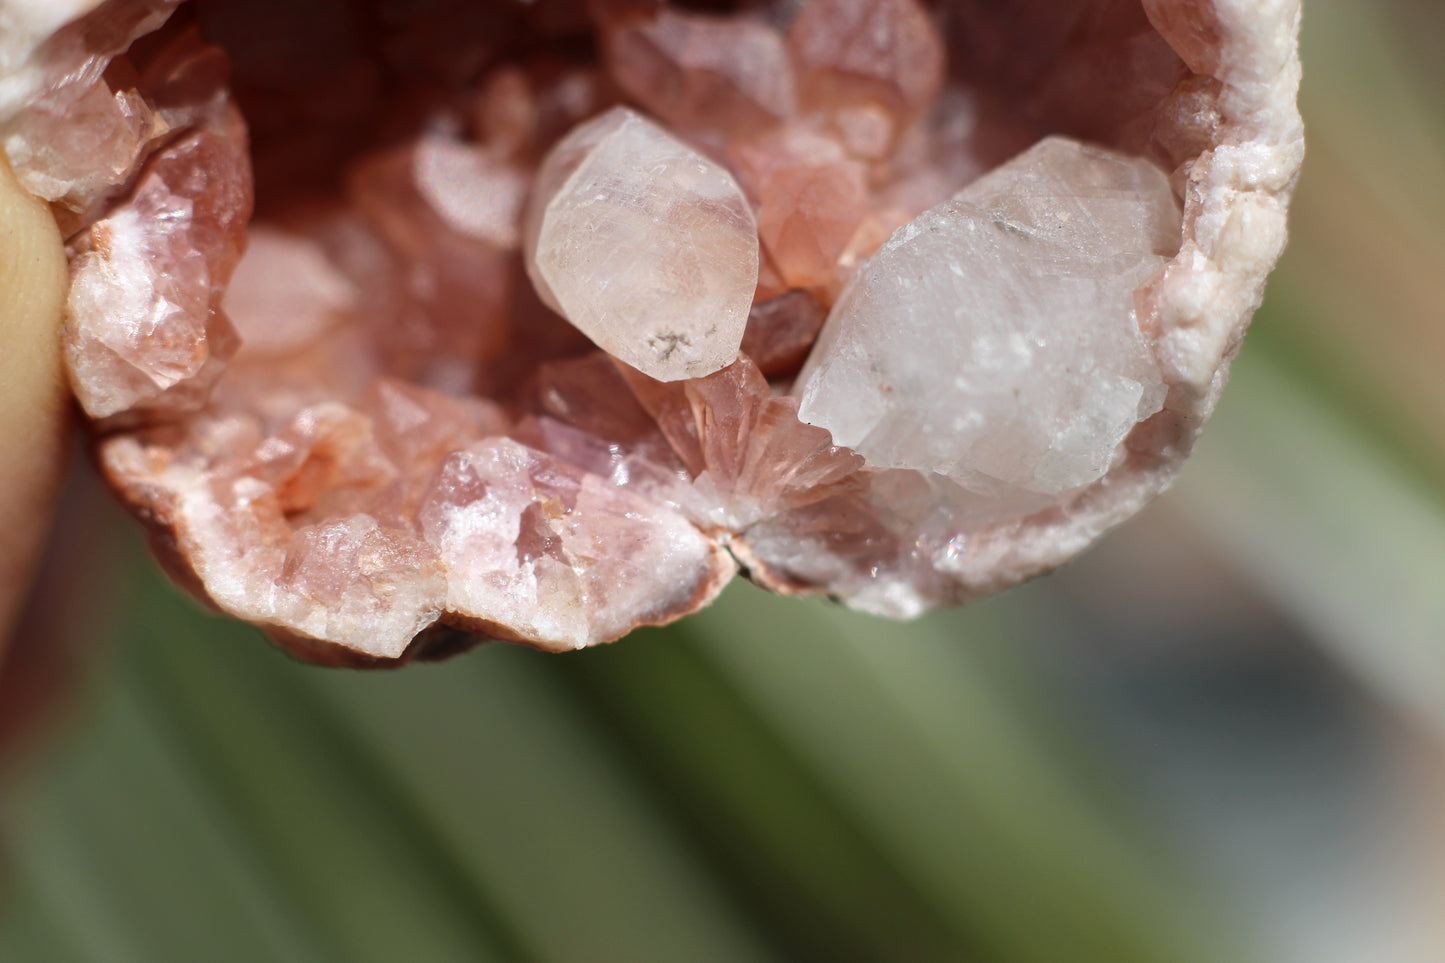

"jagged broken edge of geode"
[2,0,1304,665]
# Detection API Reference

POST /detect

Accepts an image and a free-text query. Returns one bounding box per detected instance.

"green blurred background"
[4,0,1445,959]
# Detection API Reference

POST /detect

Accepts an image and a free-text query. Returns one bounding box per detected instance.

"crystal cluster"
[28,21,252,420]
[0,0,1304,663]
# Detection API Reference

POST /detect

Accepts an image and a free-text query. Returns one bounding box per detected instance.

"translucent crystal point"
[797,136,1182,498]
[523,106,758,382]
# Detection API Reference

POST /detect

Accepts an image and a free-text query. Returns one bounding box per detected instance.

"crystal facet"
[787,0,946,156]
[602,9,797,138]
[524,106,759,382]
[798,137,1182,498]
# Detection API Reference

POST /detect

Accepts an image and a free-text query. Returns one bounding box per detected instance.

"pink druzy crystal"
[0,0,1303,663]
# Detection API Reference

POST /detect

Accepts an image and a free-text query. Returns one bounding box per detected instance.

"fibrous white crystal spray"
[524,106,759,383]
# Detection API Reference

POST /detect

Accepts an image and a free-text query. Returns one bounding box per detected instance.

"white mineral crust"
[797,136,1182,499]
[523,106,759,383]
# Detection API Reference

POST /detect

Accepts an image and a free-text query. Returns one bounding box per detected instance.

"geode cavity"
[0,0,1304,663]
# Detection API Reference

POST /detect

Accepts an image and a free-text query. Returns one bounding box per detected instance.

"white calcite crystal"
[523,106,759,382]
[797,136,1182,500]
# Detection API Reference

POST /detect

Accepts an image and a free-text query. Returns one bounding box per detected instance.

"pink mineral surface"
[0,0,1304,664]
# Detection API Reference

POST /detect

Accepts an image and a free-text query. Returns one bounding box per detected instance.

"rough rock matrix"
[0,0,1304,663]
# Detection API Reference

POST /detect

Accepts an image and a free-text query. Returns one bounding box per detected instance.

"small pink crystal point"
[224,226,356,357]
[64,111,252,419]
[1141,0,1224,76]
[3,80,162,216]
[787,0,945,152]
[603,9,797,137]
[731,129,869,293]
[741,290,828,378]
[348,138,518,392]
[412,135,529,250]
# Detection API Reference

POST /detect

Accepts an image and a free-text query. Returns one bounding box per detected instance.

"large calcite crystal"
[798,136,1180,499]
[0,0,1303,664]
[523,107,759,382]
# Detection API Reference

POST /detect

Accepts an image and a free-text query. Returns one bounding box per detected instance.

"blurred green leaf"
[1175,349,1445,738]
[0,547,1236,962]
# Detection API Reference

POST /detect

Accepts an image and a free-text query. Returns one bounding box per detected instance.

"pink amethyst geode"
[0,0,1303,664]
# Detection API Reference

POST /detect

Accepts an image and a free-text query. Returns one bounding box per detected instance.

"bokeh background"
[3,0,1444,959]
